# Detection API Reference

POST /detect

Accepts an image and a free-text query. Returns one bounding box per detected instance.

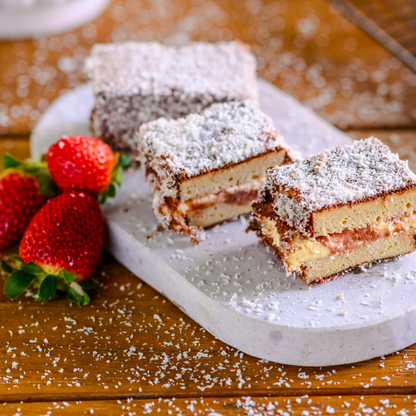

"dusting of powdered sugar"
[85,41,258,101]
[138,101,290,180]
[264,137,416,235]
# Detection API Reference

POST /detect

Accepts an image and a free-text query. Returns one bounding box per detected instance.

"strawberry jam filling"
[316,213,416,255]
[185,189,259,211]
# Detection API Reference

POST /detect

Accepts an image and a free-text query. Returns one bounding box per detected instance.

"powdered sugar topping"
[265,137,416,234]
[85,41,258,102]
[138,101,289,179]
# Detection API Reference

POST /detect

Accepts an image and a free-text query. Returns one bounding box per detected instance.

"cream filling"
[287,239,330,270]
[261,221,329,270]
[178,178,265,214]
[261,219,280,246]
[261,213,416,272]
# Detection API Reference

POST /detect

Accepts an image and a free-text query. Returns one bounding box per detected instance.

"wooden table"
[1,0,416,414]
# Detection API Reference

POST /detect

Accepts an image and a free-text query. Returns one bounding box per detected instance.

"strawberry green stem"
[97,153,131,204]
[1,256,99,306]
[2,154,58,198]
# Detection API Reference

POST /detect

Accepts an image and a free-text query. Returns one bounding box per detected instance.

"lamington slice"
[85,41,259,155]
[249,137,416,285]
[137,101,296,242]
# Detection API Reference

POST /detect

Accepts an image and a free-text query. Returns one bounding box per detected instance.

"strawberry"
[0,154,57,250]
[2,191,104,305]
[46,136,129,203]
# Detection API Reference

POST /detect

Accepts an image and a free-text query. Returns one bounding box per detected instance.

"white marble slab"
[31,80,416,366]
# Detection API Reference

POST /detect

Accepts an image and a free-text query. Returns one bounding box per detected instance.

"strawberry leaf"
[4,270,36,299]
[3,154,58,198]
[112,153,128,186]
[81,291,90,306]
[2,154,22,169]
[20,262,45,277]
[108,183,116,197]
[38,274,57,303]
[56,278,68,292]
[97,183,116,204]
[97,191,106,205]
[120,154,131,168]
[97,154,130,204]
[114,168,122,187]
[37,169,59,197]
[9,254,24,268]
[67,287,87,305]
[59,270,75,285]
[1,260,13,274]
[66,287,82,304]
[22,164,42,175]
[79,279,100,291]
[67,282,91,306]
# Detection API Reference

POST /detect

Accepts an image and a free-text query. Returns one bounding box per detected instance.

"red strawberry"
[0,154,56,250]
[2,191,104,305]
[46,136,129,203]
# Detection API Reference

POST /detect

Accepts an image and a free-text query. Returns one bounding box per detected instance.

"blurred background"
[0,0,415,168]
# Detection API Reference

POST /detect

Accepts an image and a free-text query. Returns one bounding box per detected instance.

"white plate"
[31,80,416,366]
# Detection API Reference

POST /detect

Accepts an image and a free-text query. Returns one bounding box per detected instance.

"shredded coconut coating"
[86,41,258,100]
[138,101,290,180]
[137,101,294,237]
[85,41,259,153]
[262,137,416,235]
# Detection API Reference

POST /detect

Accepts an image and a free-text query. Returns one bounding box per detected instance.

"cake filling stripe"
[183,189,259,212]
[179,179,265,213]
[260,213,416,270]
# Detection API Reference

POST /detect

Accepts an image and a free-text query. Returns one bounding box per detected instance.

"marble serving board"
[31,80,416,366]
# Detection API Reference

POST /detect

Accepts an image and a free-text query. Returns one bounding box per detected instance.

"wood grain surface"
[2,395,416,416]
[1,0,416,414]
